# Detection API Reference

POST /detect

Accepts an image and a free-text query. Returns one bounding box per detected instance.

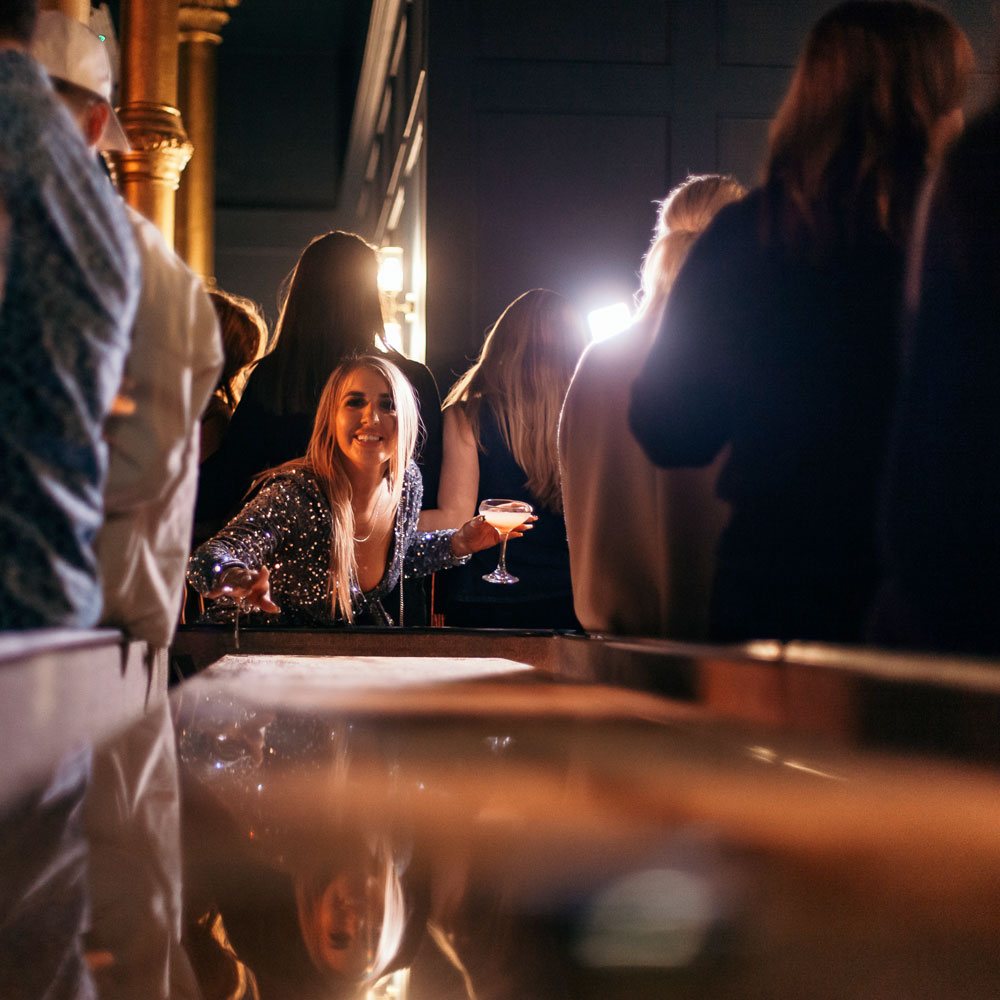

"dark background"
[106,1,997,391]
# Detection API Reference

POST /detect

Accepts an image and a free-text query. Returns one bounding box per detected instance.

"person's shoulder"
[403,461,421,486]
[125,204,203,289]
[256,464,323,502]
[944,102,1000,179]
[563,327,645,422]
[699,186,762,245]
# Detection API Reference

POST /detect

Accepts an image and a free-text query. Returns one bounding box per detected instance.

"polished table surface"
[170,649,1000,1000]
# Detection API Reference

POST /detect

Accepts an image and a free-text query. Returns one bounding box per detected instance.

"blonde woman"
[559,175,746,638]
[187,355,503,626]
[421,289,588,628]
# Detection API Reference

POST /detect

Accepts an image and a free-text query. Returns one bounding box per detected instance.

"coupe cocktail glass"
[479,498,533,584]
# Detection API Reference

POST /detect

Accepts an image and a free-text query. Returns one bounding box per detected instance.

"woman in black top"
[629,0,973,643]
[421,289,587,628]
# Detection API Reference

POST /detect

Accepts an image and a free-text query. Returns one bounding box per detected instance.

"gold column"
[104,0,192,247]
[39,0,90,22]
[176,0,239,281]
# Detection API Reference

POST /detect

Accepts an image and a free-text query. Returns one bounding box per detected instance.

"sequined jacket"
[187,463,465,626]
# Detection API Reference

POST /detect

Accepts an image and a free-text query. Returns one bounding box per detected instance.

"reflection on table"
[172,653,1000,1000]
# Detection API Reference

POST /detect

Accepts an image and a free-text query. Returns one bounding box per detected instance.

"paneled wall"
[424,0,996,390]
[210,0,371,326]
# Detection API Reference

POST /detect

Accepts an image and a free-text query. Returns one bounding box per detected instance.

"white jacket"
[97,206,223,648]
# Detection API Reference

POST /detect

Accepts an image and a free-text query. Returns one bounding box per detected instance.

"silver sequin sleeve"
[186,474,311,595]
[187,464,469,625]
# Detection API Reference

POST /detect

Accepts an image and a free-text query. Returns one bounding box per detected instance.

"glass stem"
[497,532,510,574]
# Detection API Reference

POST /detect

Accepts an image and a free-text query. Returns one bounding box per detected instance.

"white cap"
[30,10,130,153]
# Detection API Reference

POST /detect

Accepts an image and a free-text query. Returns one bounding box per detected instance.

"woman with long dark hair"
[628,0,973,643]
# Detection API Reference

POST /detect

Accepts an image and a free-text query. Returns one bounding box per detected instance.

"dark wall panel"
[477,3,670,64]
[716,115,771,190]
[719,1,825,66]
[473,112,670,350]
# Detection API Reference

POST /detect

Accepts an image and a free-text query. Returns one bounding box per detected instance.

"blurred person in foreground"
[29,11,223,1000]
[31,11,223,651]
[629,0,973,644]
[560,175,745,638]
[871,92,1000,656]
[0,0,138,630]
[0,6,137,1000]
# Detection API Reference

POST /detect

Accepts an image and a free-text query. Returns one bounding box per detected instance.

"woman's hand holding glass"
[206,564,281,615]
[450,507,534,560]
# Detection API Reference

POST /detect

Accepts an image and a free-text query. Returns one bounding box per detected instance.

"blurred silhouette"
[560,174,745,637]
[871,96,1000,655]
[0,0,138,629]
[629,0,974,643]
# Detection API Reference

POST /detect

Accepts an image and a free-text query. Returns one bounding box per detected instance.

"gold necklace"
[352,488,389,544]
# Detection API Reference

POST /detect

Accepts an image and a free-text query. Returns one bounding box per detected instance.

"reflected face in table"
[295,864,385,978]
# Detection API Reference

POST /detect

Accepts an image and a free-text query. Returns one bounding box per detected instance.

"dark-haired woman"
[629,0,973,643]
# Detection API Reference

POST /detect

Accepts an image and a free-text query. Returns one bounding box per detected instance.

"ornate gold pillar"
[176,0,239,281]
[104,0,192,247]
[39,0,89,22]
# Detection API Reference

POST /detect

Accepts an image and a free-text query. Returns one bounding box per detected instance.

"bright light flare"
[587,302,631,342]
[377,246,404,294]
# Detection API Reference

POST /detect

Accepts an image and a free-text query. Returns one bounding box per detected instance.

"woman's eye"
[379,401,396,413]
[344,397,365,408]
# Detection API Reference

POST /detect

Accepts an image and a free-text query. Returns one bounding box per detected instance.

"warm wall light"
[377,246,404,294]
[587,302,632,342]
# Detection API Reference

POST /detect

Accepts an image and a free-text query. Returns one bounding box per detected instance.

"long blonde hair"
[443,289,587,513]
[635,174,748,321]
[300,355,418,622]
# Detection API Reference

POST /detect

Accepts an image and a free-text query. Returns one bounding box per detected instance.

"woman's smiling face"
[334,366,397,471]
